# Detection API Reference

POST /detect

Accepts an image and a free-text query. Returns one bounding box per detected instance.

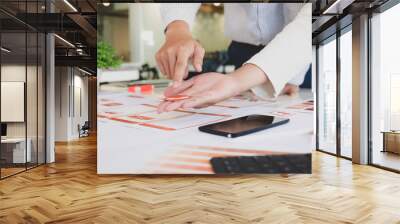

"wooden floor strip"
[0,135,400,224]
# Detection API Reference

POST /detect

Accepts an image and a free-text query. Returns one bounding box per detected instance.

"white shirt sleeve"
[160,3,201,31]
[288,64,310,86]
[244,4,312,99]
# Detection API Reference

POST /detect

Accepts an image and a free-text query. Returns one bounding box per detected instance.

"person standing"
[156,3,311,112]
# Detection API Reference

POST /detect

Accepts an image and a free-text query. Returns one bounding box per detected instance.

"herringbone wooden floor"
[1,135,400,224]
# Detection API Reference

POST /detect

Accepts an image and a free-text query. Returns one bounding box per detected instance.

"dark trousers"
[227,41,265,69]
[227,41,311,88]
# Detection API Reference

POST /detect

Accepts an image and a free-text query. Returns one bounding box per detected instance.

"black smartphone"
[198,114,289,138]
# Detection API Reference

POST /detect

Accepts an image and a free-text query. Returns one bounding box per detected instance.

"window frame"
[315,24,353,160]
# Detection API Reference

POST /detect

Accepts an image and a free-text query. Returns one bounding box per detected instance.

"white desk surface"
[97,87,315,174]
[1,137,32,163]
[1,138,27,144]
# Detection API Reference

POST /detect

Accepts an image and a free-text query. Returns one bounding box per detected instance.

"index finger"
[173,47,192,83]
[164,78,195,97]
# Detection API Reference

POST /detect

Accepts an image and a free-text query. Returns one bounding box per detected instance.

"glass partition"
[317,36,337,155]
[339,28,352,158]
[0,1,46,179]
[38,32,46,165]
[27,30,38,169]
[1,30,28,178]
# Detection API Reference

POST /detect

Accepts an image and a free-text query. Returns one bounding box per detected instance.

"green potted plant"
[98,41,140,83]
[97,41,122,69]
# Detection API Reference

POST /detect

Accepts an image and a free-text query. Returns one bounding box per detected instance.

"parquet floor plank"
[0,135,400,223]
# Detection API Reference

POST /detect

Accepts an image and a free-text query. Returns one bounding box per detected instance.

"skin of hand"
[157,63,300,113]
[281,83,299,96]
[155,20,205,87]
[157,63,269,113]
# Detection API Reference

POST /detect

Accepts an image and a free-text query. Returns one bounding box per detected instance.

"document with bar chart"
[98,93,231,131]
[97,91,314,174]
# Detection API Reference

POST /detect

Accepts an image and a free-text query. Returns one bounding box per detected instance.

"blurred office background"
[98,3,229,64]
[97,3,234,85]
[97,3,312,87]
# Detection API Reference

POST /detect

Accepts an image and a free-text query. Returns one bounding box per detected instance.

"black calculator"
[210,153,311,174]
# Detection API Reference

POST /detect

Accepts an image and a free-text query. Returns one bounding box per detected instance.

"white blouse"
[161,3,312,99]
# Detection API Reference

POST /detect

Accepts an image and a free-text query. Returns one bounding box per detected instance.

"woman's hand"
[155,20,205,86]
[158,73,241,113]
[157,64,268,113]
[156,63,299,113]
[281,83,299,96]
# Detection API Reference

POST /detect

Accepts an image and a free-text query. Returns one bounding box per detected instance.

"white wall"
[54,67,89,141]
[71,74,89,138]
[1,64,46,164]
[1,82,25,122]
[1,65,26,127]
[55,67,69,141]
[1,65,35,138]
[312,45,316,93]
[140,4,164,67]
[1,65,26,141]
[102,15,131,61]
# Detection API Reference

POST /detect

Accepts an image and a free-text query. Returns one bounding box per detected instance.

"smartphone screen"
[199,115,289,138]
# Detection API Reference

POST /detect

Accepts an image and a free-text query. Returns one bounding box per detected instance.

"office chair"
[79,121,90,138]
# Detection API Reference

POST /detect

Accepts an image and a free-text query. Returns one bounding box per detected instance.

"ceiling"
[311,0,390,43]
[0,0,97,74]
[1,0,395,74]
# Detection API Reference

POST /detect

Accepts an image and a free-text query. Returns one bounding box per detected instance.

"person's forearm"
[229,63,268,94]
